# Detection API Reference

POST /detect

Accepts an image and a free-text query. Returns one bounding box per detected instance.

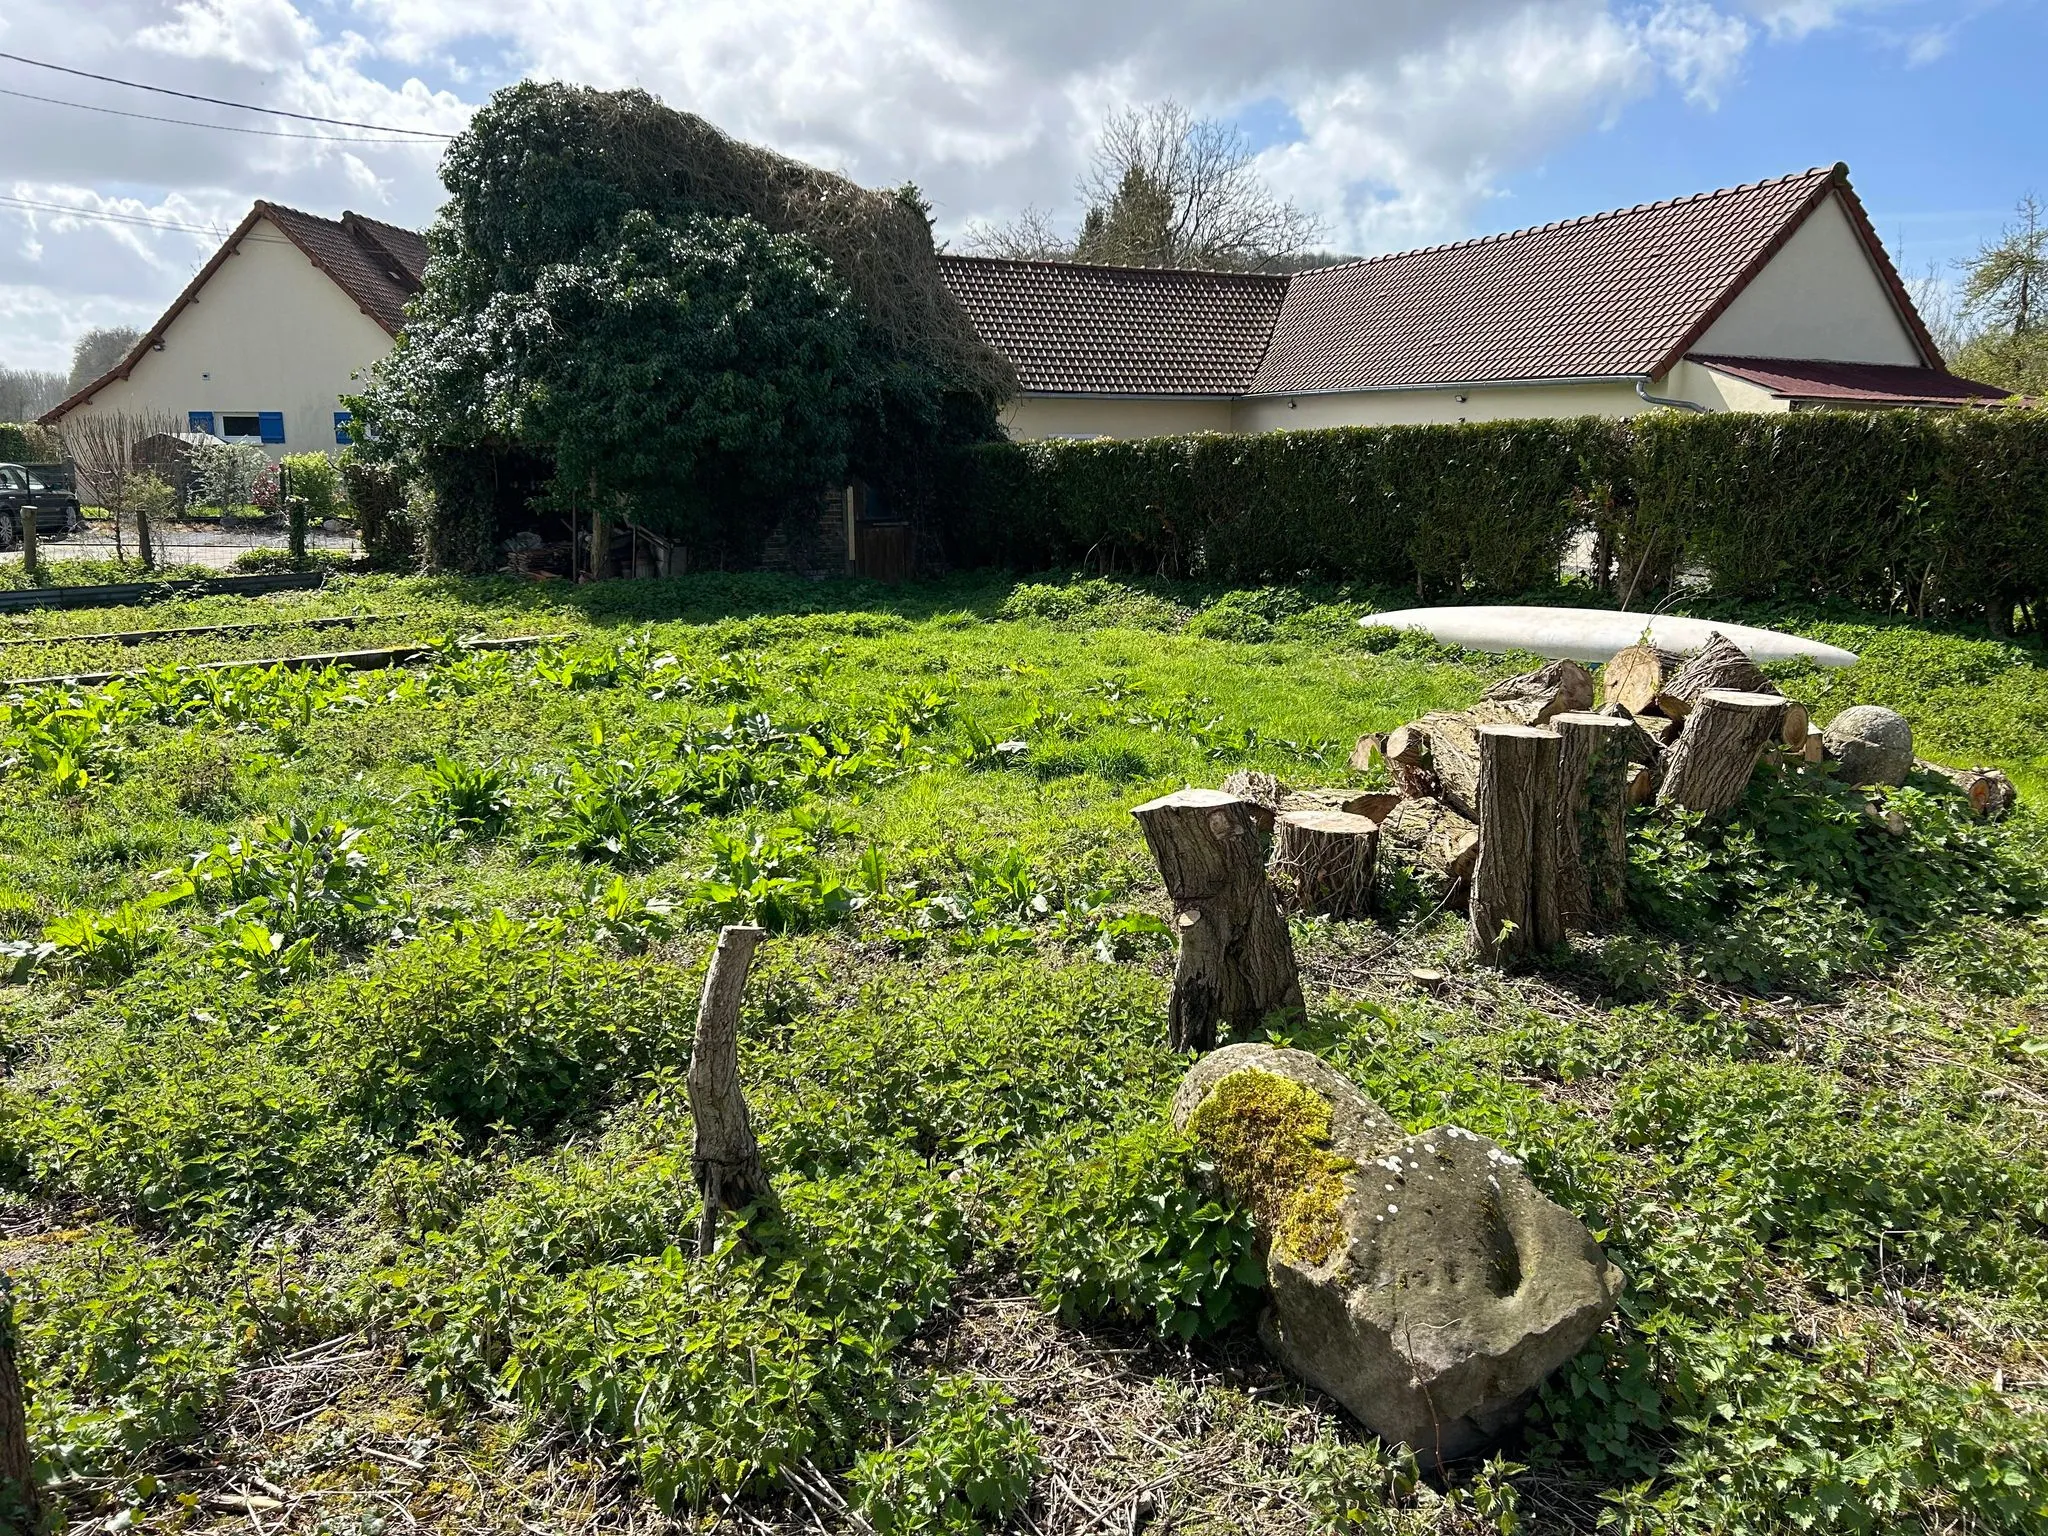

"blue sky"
[1,0,2039,373]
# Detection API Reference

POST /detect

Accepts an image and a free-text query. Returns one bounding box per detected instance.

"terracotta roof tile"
[1691,354,2010,406]
[935,257,1286,395]
[260,201,427,334]
[1251,167,1849,393]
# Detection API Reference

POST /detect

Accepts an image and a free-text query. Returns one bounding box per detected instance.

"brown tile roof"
[1691,354,2011,406]
[42,201,428,422]
[935,256,1286,395]
[1251,166,1916,393]
[940,165,1945,399]
[263,202,427,334]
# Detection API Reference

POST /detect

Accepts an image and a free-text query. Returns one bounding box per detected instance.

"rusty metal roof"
[935,256,1287,395]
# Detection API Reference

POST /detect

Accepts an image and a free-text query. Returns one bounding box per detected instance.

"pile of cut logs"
[1136,631,2014,984]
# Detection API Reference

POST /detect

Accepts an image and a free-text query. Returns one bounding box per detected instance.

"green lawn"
[1,569,2044,1536]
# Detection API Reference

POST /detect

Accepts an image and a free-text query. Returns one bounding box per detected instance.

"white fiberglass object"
[1361,606,1858,669]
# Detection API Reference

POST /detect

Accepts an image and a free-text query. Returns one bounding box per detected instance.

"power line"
[0,50,456,138]
[0,194,230,237]
[0,84,447,143]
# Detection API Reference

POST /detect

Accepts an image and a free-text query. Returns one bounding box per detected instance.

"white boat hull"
[1361,606,1858,668]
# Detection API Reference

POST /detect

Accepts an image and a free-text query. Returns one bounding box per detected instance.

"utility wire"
[0,194,229,237]
[0,49,455,138]
[0,84,446,143]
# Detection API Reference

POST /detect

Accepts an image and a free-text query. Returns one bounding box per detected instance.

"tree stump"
[0,1276,35,1532]
[1272,809,1378,919]
[1132,789,1304,1052]
[1602,644,1682,716]
[1374,797,1479,909]
[1654,633,1774,720]
[1551,712,1635,930]
[689,924,773,1256]
[1778,699,1810,749]
[1657,689,1786,815]
[1469,725,1563,967]
[1221,769,1287,812]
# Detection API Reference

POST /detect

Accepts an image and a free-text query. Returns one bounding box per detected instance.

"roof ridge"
[1293,164,1843,276]
[936,251,1290,284]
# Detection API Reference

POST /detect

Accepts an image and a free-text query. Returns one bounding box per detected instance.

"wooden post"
[1551,711,1635,930]
[1469,725,1562,967]
[1271,809,1377,920]
[1131,789,1302,1053]
[17,507,37,586]
[1658,689,1786,815]
[0,1276,36,1532]
[688,925,772,1256]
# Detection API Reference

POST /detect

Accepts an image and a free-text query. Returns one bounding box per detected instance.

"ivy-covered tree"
[354,82,1007,570]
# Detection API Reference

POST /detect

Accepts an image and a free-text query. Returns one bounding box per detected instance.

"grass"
[0,568,2043,1536]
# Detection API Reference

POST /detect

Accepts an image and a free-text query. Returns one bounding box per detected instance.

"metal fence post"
[286,461,308,567]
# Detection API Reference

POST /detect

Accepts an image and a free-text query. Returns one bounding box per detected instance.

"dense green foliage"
[945,408,2048,627]
[0,569,2043,1535]
[354,82,1003,570]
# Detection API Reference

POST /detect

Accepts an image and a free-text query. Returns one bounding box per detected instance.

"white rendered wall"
[1691,193,1923,366]
[1229,379,1649,432]
[1003,395,1237,440]
[60,216,396,458]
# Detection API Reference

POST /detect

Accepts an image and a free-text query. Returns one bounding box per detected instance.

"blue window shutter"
[334,411,353,445]
[188,410,215,434]
[258,411,286,444]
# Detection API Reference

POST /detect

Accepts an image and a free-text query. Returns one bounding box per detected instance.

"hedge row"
[938,410,2048,627]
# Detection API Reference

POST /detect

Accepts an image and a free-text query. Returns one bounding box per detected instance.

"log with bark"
[689,924,773,1256]
[1220,769,1287,813]
[1596,702,1669,766]
[1915,759,2019,818]
[1779,699,1811,750]
[1132,789,1304,1052]
[1272,809,1378,919]
[1602,644,1683,716]
[1348,734,1383,774]
[1282,787,1401,821]
[1416,711,1482,820]
[1656,688,1787,815]
[1478,658,1596,725]
[1552,711,1636,930]
[1375,796,1480,909]
[1625,761,1657,806]
[1382,722,1435,799]
[1,1278,38,1533]
[1469,725,1563,966]
[1653,633,1776,720]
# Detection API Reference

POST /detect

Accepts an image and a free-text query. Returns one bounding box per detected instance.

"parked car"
[0,462,84,548]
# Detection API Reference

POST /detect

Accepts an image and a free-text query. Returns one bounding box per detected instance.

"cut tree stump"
[1478,658,1596,725]
[1272,809,1378,919]
[1132,789,1304,1052]
[1375,796,1480,907]
[1221,769,1287,812]
[1552,711,1636,930]
[0,1278,36,1533]
[1282,787,1399,820]
[1603,645,1683,716]
[1779,699,1811,749]
[1657,689,1786,815]
[1654,633,1775,719]
[689,924,773,1256]
[1469,725,1563,966]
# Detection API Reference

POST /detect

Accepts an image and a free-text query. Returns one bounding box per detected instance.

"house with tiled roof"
[938,163,2009,440]
[41,201,428,455]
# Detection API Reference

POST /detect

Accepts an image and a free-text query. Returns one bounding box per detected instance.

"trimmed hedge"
[939,409,2048,627]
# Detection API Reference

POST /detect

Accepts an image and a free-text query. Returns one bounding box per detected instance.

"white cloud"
[0,0,1968,371]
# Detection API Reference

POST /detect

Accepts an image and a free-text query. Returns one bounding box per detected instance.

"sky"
[1,0,2041,376]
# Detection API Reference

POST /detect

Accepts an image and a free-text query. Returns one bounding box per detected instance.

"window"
[217,412,286,444]
[0,468,23,492]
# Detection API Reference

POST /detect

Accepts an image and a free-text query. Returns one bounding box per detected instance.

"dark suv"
[0,463,84,548]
